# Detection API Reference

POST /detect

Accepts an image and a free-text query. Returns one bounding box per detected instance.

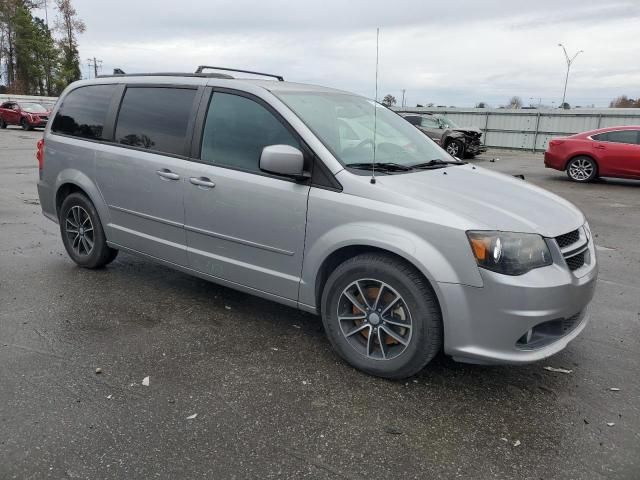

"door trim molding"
[184,224,295,256]
[108,204,184,228]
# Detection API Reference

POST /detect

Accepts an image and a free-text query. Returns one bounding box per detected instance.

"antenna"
[371,27,380,185]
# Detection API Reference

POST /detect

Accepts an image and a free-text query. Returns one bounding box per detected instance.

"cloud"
[34,0,640,107]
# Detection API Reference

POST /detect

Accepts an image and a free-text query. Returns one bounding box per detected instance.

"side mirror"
[260,145,308,180]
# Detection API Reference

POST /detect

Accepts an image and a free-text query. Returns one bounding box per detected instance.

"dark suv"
[400,112,487,158]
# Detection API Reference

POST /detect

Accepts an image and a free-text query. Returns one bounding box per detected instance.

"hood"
[369,165,584,238]
[452,127,482,137]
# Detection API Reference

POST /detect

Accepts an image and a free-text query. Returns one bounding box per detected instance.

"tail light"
[36,138,44,172]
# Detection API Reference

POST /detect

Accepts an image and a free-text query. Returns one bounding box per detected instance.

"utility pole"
[401,89,406,109]
[43,0,49,27]
[558,43,583,108]
[87,57,103,79]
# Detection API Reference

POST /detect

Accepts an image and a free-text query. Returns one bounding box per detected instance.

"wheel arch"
[563,153,599,173]
[310,243,449,320]
[54,169,110,225]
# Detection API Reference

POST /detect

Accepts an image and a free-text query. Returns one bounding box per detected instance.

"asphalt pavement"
[1,129,639,479]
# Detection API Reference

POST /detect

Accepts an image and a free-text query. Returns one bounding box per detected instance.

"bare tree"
[507,96,523,109]
[609,95,640,108]
[382,94,396,107]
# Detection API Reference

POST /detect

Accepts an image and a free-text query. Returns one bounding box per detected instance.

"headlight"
[466,231,552,276]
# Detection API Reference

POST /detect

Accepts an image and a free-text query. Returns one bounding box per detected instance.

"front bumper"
[438,237,598,365]
[466,141,487,155]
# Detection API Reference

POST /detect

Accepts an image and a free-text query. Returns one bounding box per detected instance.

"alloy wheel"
[337,279,413,360]
[446,142,460,156]
[568,158,594,181]
[65,206,95,256]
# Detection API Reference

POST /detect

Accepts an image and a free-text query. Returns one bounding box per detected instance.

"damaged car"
[400,112,487,158]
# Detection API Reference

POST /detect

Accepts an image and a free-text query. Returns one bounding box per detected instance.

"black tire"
[59,192,118,268]
[321,253,442,379]
[0,118,6,129]
[445,139,464,158]
[20,118,33,131]
[566,156,598,183]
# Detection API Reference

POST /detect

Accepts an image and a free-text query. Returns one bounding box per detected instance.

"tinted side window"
[404,116,421,126]
[51,85,117,140]
[591,132,609,141]
[201,92,299,172]
[605,130,639,145]
[115,87,196,156]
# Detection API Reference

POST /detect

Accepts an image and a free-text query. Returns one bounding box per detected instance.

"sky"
[35,0,640,107]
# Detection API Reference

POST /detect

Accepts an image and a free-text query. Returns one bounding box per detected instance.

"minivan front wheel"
[59,193,118,268]
[321,253,442,379]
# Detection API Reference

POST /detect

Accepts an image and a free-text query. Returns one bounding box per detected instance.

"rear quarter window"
[51,85,117,140]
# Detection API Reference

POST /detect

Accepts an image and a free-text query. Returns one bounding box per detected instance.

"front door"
[184,90,310,301]
[94,86,199,266]
[593,129,640,177]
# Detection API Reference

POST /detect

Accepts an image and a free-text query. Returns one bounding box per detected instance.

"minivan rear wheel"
[59,193,118,268]
[321,253,442,379]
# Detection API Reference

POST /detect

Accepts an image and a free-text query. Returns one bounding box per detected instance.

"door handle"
[189,177,216,189]
[157,169,180,180]
[594,144,606,150]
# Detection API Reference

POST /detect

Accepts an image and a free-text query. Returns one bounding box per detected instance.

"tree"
[0,0,67,95]
[55,0,84,89]
[609,95,640,108]
[560,102,570,110]
[382,94,396,107]
[476,102,488,108]
[506,96,523,109]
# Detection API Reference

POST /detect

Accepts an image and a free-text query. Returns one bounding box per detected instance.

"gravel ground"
[1,129,639,479]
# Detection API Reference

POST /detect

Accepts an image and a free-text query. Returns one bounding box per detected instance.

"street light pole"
[558,43,583,108]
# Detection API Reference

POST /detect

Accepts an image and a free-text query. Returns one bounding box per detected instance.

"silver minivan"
[37,67,598,378]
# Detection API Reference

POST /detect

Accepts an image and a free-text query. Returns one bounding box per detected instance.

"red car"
[544,126,640,182]
[0,101,52,130]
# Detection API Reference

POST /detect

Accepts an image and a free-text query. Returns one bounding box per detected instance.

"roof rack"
[195,65,284,81]
[97,71,234,79]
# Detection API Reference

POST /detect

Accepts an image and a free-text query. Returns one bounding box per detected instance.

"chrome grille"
[566,251,586,271]
[556,229,580,248]
[556,227,589,273]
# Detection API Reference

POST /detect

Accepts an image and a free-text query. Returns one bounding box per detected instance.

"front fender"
[298,221,482,311]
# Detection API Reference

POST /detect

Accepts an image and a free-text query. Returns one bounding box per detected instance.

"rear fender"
[54,168,110,225]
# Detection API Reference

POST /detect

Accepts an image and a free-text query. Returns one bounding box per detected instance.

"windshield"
[275,92,453,167]
[436,114,459,128]
[19,103,48,113]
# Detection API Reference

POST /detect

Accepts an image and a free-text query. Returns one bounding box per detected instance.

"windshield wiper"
[347,162,414,172]
[411,159,467,169]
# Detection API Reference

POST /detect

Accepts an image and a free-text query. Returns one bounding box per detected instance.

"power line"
[87,57,103,79]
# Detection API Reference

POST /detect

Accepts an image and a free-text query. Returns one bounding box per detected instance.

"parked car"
[399,112,487,158]
[0,101,52,130]
[37,67,597,379]
[544,126,640,182]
